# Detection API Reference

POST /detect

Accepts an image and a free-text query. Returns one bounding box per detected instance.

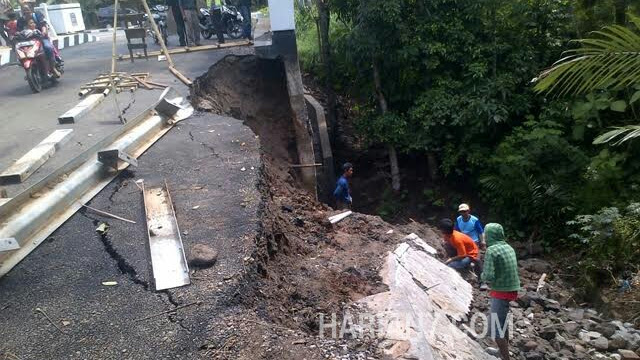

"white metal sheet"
[142,181,190,291]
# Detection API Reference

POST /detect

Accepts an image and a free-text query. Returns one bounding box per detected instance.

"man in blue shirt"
[333,162,353,210]
[455,203,485,247]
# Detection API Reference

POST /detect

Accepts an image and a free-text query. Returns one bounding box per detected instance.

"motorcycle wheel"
[201,29,213,39]
[226,21,242,39]
[26,66,43,93]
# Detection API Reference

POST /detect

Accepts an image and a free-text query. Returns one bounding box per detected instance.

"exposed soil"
[189,54,640,360]
[190,55,450,359]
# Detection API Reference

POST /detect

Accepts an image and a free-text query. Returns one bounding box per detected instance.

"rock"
[596,323,618,338]
[521,258,553,274]
[568,309,585,321]
[540,326,557,340]
[543,300,561,312]
[618,349,640,359]
[611,321,627,331]
[574,343,586,353]
[563,321,581,336]
[523,340,539,351]
[579,330,603,342]
[590,337,609,350]
[517,292,536,308]
[609,332,629,350]
[485,347,500,357]
[189,244,218,268]
[525,351,544,360]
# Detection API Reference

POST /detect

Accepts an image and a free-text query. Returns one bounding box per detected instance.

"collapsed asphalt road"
[0,33,259,359]
[0,111,261,359]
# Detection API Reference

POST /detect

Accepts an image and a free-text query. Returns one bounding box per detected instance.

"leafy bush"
[480,114,588,242]
[567,203,640,291]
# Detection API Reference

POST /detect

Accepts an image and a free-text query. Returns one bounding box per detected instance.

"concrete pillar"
[258,0,317,198]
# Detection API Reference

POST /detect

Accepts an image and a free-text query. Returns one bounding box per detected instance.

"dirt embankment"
[192,55,640,360]
[191,55,447,359]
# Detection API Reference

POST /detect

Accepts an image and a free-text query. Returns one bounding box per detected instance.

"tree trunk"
[427,152,439,181]
[372,60,401,191]
[615,0,627,25]
[315,0,338,141]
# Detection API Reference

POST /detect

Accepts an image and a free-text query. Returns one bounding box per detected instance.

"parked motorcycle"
[13,29,63,93]
[198,5,243,40]
[145,4,168,45]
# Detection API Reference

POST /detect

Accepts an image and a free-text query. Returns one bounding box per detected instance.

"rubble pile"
[467,259,640,360]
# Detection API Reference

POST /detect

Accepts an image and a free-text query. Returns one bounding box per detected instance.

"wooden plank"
[0,129,73,184]
[142,180,190,291]
[58,94,105,124]
[132,76,153,90]
[117,41,252,61]
[169,66,192,86]
[145,80,168,88]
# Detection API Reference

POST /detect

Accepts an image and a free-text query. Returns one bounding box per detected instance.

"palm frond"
[593,125,640,145]
[534,17,640,96]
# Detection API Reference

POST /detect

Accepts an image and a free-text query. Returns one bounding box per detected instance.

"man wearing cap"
[455,203,485,248]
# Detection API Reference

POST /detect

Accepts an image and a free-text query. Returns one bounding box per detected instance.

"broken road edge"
[0,87,194,278]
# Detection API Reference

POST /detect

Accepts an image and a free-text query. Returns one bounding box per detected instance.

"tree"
[534,14,640,144]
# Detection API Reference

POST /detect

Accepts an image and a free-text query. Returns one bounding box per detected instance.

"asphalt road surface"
[0,31,261,359]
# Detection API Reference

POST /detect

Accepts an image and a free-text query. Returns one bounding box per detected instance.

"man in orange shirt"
[439,219,482,277]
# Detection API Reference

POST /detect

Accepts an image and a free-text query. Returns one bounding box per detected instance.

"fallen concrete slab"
[58,93,105,124]
[358,241,496,360]
[0,129,73,184]
[0,87,193,278]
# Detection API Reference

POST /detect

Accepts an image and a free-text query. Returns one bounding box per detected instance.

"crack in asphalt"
[108,169,136,203]
[200,142,220,157]
[160,290,180,307]
[96,228,149,290]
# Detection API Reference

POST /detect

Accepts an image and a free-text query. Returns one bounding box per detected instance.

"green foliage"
[567,203,640,289]
[480,115,587,241]
[376,187,407,220]
[303,0,640,285]
[534,14,640,96]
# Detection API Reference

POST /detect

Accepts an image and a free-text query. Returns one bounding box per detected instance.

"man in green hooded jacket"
[481,223,520,360]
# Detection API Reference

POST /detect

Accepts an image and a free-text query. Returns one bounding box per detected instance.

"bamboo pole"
[110,0,124,123]
[139,0,174,67]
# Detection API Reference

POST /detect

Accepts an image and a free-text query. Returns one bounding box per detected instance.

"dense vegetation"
[296,0,640,292]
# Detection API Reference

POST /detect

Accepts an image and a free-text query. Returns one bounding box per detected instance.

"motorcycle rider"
[17,5,60,78]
